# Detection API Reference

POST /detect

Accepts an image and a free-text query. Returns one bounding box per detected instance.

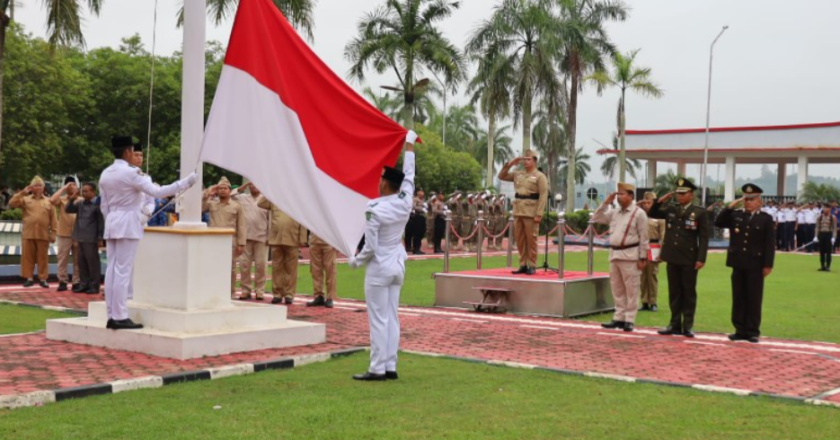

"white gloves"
[833,238,836,246]
[185,172,198,187]
[348,255,361,269]
[813,236,819,243]
[405,130,419,145]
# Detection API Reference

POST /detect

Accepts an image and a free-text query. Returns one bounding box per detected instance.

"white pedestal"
[46,227,325,359]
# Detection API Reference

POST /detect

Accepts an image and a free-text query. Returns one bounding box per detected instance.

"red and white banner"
[201,0,407,256]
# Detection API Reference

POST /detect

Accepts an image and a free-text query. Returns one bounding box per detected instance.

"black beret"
[382,166,405,186]
[111,136,134,150]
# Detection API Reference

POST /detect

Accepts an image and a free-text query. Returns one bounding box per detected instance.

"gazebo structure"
[600,121,840,202]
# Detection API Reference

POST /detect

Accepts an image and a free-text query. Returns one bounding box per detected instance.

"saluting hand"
[605,191,618,205]
[658,192,675,204]
[763,267,772,278]
[695,261,705,270]
[728,197,744,209]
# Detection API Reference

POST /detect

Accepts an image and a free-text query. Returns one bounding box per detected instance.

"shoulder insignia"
[365,211,373,221]
[136,169,145,176]
[398,192,407,199]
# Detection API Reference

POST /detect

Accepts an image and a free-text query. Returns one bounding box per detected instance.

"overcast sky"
[14,0,840,184]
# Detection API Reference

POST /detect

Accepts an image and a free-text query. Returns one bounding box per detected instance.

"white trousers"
[105,239,139,321]
[364,271,404,375]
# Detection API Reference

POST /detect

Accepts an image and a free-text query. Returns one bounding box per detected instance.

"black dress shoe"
[71,283,82,291]
[413,250,426,255]
[640,303,650,311]
[683,329,695,338]
[325,299,334,308]
[23,279,34,287]
[657,326,681,335]
[623,323,635,332]
[72,283,87,293]
[728,333,743,341]
[85,288,100,295]
[746,336,759,343]
[110,319,143,330]
[511,266,527,274]
[352,372,386,381]
[284,297,294,305]
[271,297,284,304]
[307,296,326,307]
[385,371,398,380]
[38,280,49,288]
[601,320,625,329]
[525,266,536,275]
[434,248,444,254]
[106,319,116,329]
[57,282,68,292]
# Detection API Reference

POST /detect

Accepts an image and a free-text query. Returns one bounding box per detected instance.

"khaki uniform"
[234,192,270,297]
[203,198,247,295]
[55,196,81,284]
[425,199,435,248]
[309,234,337,300]
[258,197,306,299]
[447,198,463,250]
[593,202,650,324]
[9,192,57,280]
[641,218,666,306]
[499,168,548,268]
[460,200,476,252]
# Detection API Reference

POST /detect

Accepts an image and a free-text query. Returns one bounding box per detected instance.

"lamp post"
[700,25,729,206]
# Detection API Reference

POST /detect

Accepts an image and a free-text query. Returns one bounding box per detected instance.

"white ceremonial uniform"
[351,150,415,375]
[99,159,195,321]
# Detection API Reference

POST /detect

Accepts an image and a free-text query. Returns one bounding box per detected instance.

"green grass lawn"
[0,304,76,335]
[274,251,840,343]
[1,353,837,440]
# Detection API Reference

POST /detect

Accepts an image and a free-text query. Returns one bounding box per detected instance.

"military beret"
[111,136,134,150]
[382,166,404,186]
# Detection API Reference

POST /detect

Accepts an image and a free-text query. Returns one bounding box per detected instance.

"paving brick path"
[2,283,840,406]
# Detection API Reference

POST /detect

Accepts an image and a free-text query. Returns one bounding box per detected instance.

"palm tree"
[179,0,316,40]
[800,181,840,203]
[361,87,402,120]
[466,0,563,154]
[589,49,663,182]
[532,106,568,195]
[345,0,465,130]
[554,0,628,211]
[598,133,642,180]
[467,39,513,186]
[0,0,103,158]
[653,170,693,197]
[558,147,591,186]
[474,124,514,186]
[438,103,480,153]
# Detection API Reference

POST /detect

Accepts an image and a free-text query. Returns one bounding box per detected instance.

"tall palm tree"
[558,147,591,186]
[345,0,465,129]
[467,41,513,186]
[362,87,402,120]
[440,103,480,153]
[178,0,316,40]
[598,133,642,180]
[0,0,103,158]
[466,0,563,154]
[532,106,568,195]
[474,124,514,186]
[589,49,663,182]
[554,0,628,211]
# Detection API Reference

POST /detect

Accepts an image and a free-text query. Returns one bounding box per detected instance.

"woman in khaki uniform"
[9,176,57,287]
[257,196,307,304]
[639,192,666,311]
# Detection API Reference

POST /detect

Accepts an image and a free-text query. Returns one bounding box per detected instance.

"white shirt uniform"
[352,151,415,375]
[775,210,786,223]
[803,209,818,224]
[784,208,796,222]
[99,159,194,321]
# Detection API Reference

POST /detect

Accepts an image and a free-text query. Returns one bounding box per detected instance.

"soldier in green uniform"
[714,183,775,343]
[649,178,710,338]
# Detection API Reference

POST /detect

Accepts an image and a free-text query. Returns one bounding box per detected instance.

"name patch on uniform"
[398,192,406,199]
[365,211,373,221]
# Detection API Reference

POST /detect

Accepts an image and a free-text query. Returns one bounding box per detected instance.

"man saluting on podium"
[99,136,198,330]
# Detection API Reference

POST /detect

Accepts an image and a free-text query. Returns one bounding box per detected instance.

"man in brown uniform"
[447,192,463,250]
[9,176,57,287]
[50,176,81,291]
[460,194,475,252]
[202,177,247,298]
[639,192,666,311]
[498,150,548,275]
[306,233,337,308]
[232,182,270,300]
[257,197,307,304]
[593,183,649,332]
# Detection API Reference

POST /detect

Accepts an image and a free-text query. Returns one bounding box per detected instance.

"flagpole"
[176,0,207,227]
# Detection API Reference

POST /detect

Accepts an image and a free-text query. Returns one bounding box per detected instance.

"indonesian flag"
[200,0,408,256]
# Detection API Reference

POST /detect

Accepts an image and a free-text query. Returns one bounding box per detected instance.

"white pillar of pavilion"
[797,156,809,199]
[676,161,686,177]
[46,0,325,358]
[777,163,787,197]
[647,160,657,189]
[724,156,736,201]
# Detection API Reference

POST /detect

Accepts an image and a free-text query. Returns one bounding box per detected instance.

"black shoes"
[640,303,650,311]
[106,318,144,330]
[601,320,625,330]
[352,372,386,381]
[23,279,34,287]
[385,371,398,380]
[413,250,426,255]
[325,299,334,308]
[525,266,536,275]
[434,248,444,254]
[623,323,635,332]
[38,280,49,288]
[683,329,695,338]
[57,282,68,292]
[85,287,100,295]
[307,296,326,307]
[284,297,294,305]
[271,297,283,304]
[72,283,82,291]
[512,266,527,275]
[728,333,759,343]
[657,326,681,335]
[239,293,252,300]
[72,283,87,293]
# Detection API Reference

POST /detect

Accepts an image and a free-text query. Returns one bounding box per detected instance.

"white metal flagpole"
[177,0,207,227]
